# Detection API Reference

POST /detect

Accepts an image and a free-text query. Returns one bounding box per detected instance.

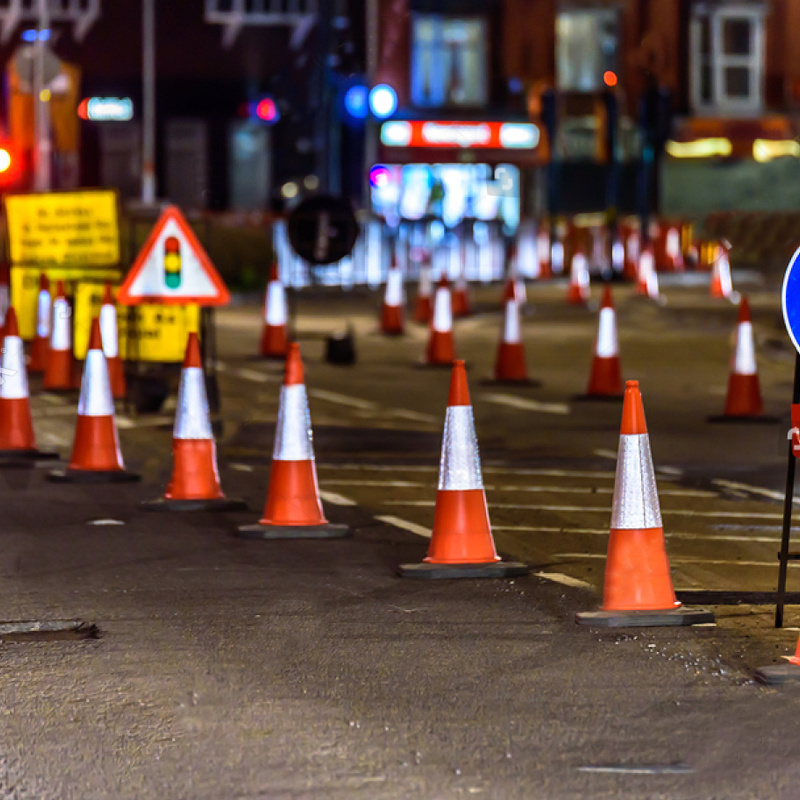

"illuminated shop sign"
[78,97,134,122]
[380,120,539,150]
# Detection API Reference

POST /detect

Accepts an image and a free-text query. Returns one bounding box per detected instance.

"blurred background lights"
[368,84,398,119]
[281,181,299,199]
[603,70,618,87]
[344,84,368,120]
[369,164,392,188]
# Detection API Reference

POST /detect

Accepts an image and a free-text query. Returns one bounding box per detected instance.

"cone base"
[0,448,59,460]
[47,468,141,484]
[0,619,98,642]
[575,607,714,628]
[754,664,800,686]
[707,414,780,424]
[142,497,248,512]
[236,522,350,540]
[398,561,529,580]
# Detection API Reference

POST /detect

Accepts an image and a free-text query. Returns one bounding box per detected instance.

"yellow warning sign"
[73,282,200,361]
[5,190,120,267]
[11,266,122,341]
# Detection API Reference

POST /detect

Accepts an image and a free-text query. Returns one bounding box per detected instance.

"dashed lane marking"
[492,525,780,543]
[375,514,432,539]
[482,392,570,416]
[323,479,425,488]
[712,478,800,505]
[556,552,777,568]
[593,448,617,460]
[309,389,379,411]
[535,572,594,590]
[235,368,277,384]
[318,490,357,507]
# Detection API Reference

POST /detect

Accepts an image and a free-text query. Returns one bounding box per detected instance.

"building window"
[690,3,765,115]
[411,15,488,108]
[556,8,619,92]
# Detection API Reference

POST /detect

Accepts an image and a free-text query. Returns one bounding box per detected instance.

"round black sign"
[287,195,359,265]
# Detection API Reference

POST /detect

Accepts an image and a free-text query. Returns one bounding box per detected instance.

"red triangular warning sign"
[117,206,230,306]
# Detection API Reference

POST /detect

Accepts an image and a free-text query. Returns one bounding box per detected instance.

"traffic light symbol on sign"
[164,236,181,289]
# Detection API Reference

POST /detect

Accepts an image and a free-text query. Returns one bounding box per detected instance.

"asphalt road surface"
[3,275,800,799]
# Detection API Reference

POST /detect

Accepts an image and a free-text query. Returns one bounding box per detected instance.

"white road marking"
[556,552,777,567]
[116,416,173,429]
[230,463,255,472]
[484,485,716,498]
[535,571,594,590]
[713,478,800,505]
[388,408,438,424]
[87,519,125,526]
[384,500,785,519]
[318,490,357,507]
[235,368,276,384]
[318,464,617,479]
[375,514,432,539]
[593,448,617,460]
[483,392,570,416]
[657,465,685,477]
[323,479,425,488]
[492,525,780,543]
[309,389,378,410]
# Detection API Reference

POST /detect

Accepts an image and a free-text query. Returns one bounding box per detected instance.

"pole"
[33,0,52,192]
[142,0,156,204]
[363,0,379,212]
[776,352,800,627]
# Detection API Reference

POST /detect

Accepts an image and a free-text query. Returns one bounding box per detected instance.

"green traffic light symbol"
[164,236,181,289]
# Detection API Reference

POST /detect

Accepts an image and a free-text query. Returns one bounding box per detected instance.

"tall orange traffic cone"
[260,262,289,358]
[636,246,660,300]
[100,283,126,399]
[399,360,528,579]
[424,276,456,366]
[710,296,774,422]
[237,343,349,539]
[144,333,246,511]
[0,308,57,460]
[577,286,623,400]
[48,318,139,483]
[566,248,590,305]
[536,225,552,279]
[28,273,51,374]
[414,259,433,324]
[577,381,713,626]
[709,250,734,300]
[451,269,472,317]
[662,224,684,271]
[623,228,640,280]
[380,261,405,334]
[492,280,530,383]
[42,281,76,392]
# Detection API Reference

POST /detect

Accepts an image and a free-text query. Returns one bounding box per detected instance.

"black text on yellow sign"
[73,283,200,362]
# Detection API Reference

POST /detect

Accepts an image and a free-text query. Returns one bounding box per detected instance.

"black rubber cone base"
[47,468,141,484]
[237,522,351,540]
[399,560,529,580]
[142,497,248,512]
[480,378,542,388]
[754,663,800,686]
[0,448,59,461]
[0,619,99,642]
[576,607,715,628]
[707,414,781,424]
[572,393,624,402]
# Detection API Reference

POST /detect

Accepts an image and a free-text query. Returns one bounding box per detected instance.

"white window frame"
[690,3,766,116]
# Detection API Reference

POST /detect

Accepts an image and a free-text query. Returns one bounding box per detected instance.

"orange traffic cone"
[399,360,528,579]
[577,286,623,400]
[537,226,552,279]
[414,259,433,324]
[143,333,246,511]
[662,224,684,271]
[42,281,76,392]
[237,342,349,539]
[623,228,640,280]
[566,249,590,305]
[424,276,456,366]
[48,317,139,483]
[492,280,530,383]
[576,381,713,626]
[710,296,774,422]
[100,283,126,399]
[451,269,472,317]
[636,246,660,300]
[28,273,51,374]
[709,250,734,300]
[380,261,405,334]
[0,308,57,460]
[260,262,289,358]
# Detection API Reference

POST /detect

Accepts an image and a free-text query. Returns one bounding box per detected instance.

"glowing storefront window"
[556,8,619,92]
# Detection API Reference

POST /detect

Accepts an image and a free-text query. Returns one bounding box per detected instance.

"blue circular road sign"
[782,245,800,354]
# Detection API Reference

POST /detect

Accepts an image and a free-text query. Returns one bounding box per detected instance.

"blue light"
[368,84,398,119]
[21,29,37,42]
[344,85,368,120]
[22,28,50,41]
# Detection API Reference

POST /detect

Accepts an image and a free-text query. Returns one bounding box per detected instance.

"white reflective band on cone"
[640,251,654,277]
[666,229,681,258]
[612,240,624,271]
[503,300,521,343]
[77,350,114,417]
[265,280,287,325]
[432,287,452,333]
[596,308,619,357]
[385,268,404,307]
[646,268,659,297]
[100,304,119,358]
[0,285,8,325]
[37,291,51,338]
[418,266,432,297]
[537,232,549,262]
[0,336,28,399]
[50,297,71,350]
[438,406,483,491]
[733,322,757,375]
[551,242,564,273]
[571,254,589,286]
[610,433,662,530]
[627,232,640,261]
[174,367,213,439]
[273,384,314,461]
[718,255,733,295]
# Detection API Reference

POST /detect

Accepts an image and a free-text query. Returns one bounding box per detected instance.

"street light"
[368,84,397,119]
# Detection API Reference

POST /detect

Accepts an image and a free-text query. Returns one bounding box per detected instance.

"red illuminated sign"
[380,120,540,150]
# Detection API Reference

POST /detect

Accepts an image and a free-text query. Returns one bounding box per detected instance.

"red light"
[77,98,89,120]
[603,71,618,88]
[255,97,277,122]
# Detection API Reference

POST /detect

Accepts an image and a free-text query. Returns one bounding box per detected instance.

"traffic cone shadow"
[754,632,800,685]
[0,307,58,461]
[237,342,349,539]
[708,296,779,424]
[576,381,713,626]
[47,317,140,483]
[399,360,529,579]
[143,333,247,511]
